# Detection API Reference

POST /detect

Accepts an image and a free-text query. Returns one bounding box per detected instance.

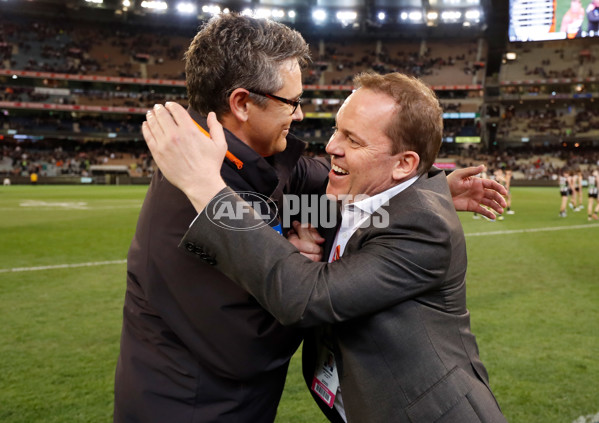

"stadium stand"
[1,1,598,185]
[499,38,598,81]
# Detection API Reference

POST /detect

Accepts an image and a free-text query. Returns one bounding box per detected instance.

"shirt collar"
[345,175,419,216]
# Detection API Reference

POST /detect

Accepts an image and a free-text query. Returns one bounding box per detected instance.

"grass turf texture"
[0,185,597,422]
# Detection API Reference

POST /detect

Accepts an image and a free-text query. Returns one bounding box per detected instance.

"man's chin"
[273,138,288,154]
[261,139,287,157]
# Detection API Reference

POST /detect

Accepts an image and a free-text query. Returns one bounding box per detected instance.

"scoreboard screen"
[509,0,599,42]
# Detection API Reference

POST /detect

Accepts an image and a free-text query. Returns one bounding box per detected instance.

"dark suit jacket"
[114,110,330,423]
[181,168,507,423]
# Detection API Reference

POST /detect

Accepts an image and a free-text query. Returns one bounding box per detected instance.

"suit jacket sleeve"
[180,179,456,327]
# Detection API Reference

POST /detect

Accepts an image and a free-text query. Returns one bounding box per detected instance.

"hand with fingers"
[143,102,227,212]
[447,165,507,220]
[286,221,325,262]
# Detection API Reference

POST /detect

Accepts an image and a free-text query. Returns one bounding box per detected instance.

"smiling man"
[209,58,304,157]
[142,72,508,423]
[326,85,423,200]
[113,13,331,423]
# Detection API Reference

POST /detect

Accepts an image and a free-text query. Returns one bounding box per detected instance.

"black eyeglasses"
[248,91,302,114]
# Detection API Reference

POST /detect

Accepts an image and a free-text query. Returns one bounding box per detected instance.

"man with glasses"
[115,13,506,423]
[249,91,302,114]
[113,13,329,423]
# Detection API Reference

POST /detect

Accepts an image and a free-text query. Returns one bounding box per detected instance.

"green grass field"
[1,185,598,423]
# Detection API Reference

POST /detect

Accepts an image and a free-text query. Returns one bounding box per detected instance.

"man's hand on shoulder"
[143,103,227,213]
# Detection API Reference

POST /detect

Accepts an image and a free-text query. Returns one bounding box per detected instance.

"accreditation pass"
[311,345,340,408]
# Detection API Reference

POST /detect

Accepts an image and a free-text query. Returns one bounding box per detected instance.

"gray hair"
[184,13,310,116]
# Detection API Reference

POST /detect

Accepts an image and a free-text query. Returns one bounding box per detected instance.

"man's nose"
[292,104,303,121]
[325,132,341,155]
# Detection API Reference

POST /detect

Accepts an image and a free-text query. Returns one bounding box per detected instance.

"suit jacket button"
[185,242,195,252]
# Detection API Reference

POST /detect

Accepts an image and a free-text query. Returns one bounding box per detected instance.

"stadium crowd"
[1,15,484,86]
[2,140,597,183]
[0,142,152,178]
[0,16,190,79]
[1,13,599,185]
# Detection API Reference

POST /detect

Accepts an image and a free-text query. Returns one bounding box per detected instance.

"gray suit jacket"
[181,168,507,423]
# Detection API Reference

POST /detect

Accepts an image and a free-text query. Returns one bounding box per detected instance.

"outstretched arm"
[447,165,507,220]
[180,187,454,327]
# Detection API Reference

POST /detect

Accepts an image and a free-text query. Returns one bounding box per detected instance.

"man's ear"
[228,88,252,122]
[392,151,420,181]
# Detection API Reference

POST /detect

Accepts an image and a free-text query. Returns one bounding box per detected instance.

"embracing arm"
[180,188,452,327]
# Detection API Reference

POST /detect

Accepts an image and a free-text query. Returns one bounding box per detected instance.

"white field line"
[466,223,599,237]
[0,199,141,212]
[1,224,597,273]
[0,259,126,273]
[0,202,142,212]
[0,206,141,211]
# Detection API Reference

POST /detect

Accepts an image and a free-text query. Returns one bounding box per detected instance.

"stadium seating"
[1,10,599,183]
